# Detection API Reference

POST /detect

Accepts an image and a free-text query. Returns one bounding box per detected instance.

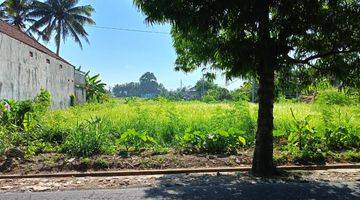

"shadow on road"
[143,173,360,200]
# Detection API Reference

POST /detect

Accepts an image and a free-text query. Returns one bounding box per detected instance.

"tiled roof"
[0,20,74,67]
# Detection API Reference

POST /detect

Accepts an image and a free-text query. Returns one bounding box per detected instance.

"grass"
[42,99,360,139]
[1,98,359,165]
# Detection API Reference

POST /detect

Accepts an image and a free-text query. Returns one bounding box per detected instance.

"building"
[0,20,86,109]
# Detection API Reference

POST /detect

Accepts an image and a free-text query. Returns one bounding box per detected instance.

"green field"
[36,99,359,161]
[1,98,359,165]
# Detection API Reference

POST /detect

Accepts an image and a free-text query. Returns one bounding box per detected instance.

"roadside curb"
[0,163,359,180]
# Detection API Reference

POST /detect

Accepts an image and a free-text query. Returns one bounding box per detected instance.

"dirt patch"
[0,148,358,175]
[0,150,254,175]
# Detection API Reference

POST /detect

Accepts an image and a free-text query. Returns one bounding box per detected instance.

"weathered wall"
[74,70,86,104]
[0,32,75,109]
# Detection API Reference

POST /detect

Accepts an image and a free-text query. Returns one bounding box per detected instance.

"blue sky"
[44,0,243,90]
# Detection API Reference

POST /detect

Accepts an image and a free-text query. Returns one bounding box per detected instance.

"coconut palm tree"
[0,0,35,30]
[30,0,95,55]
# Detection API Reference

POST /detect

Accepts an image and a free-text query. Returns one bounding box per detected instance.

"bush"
[115,129,157,152]
[202,88,231,102]
[285,109,327,164]
[93,158,109,169]
[316,89,354,105]
[177,128,246,154]
[231,89,249,102]
[321,108,360,150]
[0,89,51,129]
[61,117,115,157]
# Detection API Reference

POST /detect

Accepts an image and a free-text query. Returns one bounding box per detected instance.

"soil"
[0,148,357,176]
[0,150,254,175]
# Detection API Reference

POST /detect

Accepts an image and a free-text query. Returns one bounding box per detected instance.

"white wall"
[0,32,75,109]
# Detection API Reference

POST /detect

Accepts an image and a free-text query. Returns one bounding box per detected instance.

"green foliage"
[286,111,325,164]
[321,108,360,151]
[316,89,355,105]
[288,110,319,152]
[85,73,109,103]
[0,126,9,155]
[0,89,51,129]
[343,150,360,162]
[0,0,34,30]
[61,117,115,157]
[93,158,109,169]
[202,87,231,102]
[133,0,360,88]
[30,0,95,55]
[177,128,246,154]
[115,129,157,152]
[113,72,166,98]
[231,89,249,102]
[1,97,358,160]
[79,157,91,170]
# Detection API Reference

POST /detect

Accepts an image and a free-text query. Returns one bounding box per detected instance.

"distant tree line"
[112,72,166,98]
[112,71,359,103]
[112,72,248,102]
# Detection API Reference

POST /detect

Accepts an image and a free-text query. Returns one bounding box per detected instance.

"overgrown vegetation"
[1,89,359,166]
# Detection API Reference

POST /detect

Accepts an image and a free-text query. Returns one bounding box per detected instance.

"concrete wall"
[0,32,77,109]
[74,70,86,104]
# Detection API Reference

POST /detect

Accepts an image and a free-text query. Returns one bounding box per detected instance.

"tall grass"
[35,99,360,156]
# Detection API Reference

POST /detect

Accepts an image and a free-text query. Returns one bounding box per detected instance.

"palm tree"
[30,0,95,55]
[0,0,35,30]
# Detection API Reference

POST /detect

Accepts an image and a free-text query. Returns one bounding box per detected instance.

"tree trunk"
[252,61,276,176]
[251,1,276,177]
[56,21,61,56]
[56,40,60,56]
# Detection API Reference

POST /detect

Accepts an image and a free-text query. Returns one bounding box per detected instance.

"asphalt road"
[0,180,359,200]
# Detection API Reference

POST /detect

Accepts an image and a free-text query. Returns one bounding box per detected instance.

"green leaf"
[238,136,246,146]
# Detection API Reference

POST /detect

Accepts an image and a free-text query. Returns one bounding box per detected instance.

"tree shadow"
[143,172,360,200]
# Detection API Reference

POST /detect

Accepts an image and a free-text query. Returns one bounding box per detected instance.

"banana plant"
[85,72,107,103]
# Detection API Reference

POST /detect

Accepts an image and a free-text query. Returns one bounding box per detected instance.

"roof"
[0,20,74,67]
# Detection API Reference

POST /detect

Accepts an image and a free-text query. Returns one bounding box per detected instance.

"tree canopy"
[30,0,95,55]
[0,0,34,30]
[133,0,360,176]
[113,72,166,98]
[0,0,95,55]
[134,0,359,79]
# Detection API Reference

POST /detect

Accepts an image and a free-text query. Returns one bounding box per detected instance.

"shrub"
[93,158,109,169]
[0,126,9,155]
[316,89,354,105]
[115,129,157,152]
[286,109,326,164]
[78,157,92,170]
[293,149,326,165]
[344,150,360,162]
[177,128,246,154]
[321,108,360,150]
[0,89,51,129]
[202,88,231,102]
[231,89,249,102]
[61,117,115,157]
[34,89,51,112]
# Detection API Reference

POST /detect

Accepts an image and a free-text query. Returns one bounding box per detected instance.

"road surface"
[0,180,359,200]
